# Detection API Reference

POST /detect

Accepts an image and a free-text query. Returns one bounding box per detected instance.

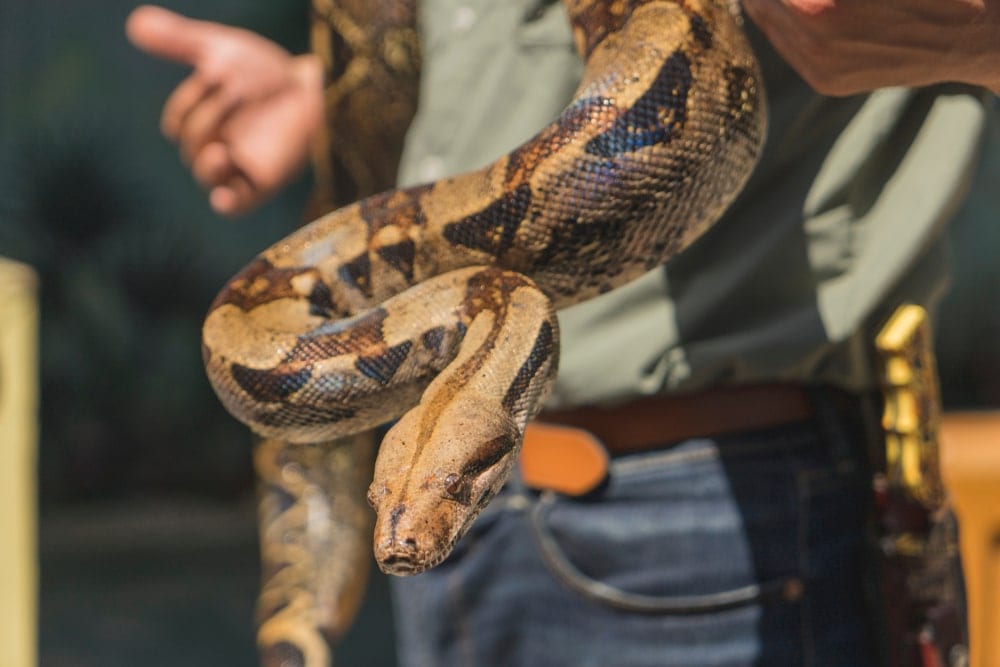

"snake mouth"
[376,549,447,576]
[374,530,452,576]
[378,555,421,575]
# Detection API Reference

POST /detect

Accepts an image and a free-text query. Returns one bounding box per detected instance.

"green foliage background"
[0,0,314,505]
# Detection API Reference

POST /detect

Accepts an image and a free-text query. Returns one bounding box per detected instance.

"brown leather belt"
[520,384,815,496]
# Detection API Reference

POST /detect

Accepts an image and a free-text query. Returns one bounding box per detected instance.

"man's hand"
[126,5,324,215]
[741,0,1000,96]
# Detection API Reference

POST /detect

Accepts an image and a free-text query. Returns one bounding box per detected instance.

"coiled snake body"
[202,0,765,663]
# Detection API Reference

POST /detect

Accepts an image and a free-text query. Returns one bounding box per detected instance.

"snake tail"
[254,434,376,666]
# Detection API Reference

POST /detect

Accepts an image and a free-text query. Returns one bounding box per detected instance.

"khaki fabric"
[397,0,990,407]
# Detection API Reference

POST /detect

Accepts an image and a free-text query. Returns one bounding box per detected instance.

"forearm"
[741,0,1000,95]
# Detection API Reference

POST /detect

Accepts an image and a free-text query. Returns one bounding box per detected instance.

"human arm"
[740,0,1000,95]
[125,5,324,216]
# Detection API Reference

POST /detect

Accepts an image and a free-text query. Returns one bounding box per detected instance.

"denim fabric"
[390,400,881,666]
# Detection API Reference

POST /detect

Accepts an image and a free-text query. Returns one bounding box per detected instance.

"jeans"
[391,393,881,666]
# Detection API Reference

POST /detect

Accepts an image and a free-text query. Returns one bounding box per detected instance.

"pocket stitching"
[529,492,799,614]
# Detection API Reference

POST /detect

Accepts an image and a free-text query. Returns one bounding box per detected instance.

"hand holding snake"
[742,0,1000,95]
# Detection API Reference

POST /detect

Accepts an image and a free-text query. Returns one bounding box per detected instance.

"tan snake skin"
[306,0,420,217]
[248,4,421,663]
[202,1,766,663]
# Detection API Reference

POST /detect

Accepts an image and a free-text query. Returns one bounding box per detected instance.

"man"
[127,1,997,664]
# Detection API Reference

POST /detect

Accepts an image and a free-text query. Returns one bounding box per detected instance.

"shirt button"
[451,6,476,33]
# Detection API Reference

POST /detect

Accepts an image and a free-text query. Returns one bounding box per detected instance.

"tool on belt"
[875,304,968,667]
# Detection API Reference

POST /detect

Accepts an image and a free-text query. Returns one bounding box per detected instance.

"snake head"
[368,401,521,575]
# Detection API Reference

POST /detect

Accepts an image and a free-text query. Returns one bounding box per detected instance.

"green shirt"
[397,0,990,407]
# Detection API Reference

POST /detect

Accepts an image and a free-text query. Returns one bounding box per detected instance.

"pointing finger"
[125,5,206,66]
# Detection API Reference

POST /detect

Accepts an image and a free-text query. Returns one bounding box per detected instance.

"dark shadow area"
[39,502,397,666]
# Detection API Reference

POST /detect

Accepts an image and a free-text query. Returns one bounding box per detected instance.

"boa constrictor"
[202,0,765,663]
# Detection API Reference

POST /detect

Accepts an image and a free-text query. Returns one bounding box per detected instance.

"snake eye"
[443,473,471,504]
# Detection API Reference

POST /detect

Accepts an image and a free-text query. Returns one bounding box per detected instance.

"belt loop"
[519,422,610,497]
[808,386,885,474]
[807,386,858,466]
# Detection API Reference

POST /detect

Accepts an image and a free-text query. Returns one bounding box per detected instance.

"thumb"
[125,5,208,66]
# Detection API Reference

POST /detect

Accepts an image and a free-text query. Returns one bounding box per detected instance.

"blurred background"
[0,0,398,664]
[0,1,997,666]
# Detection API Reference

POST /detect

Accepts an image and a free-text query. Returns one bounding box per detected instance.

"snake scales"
[202,0,765,663]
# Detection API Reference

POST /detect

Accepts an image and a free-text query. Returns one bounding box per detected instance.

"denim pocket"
[529,433,812,615]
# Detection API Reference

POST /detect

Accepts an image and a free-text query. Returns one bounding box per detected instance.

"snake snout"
[373,503,451,575]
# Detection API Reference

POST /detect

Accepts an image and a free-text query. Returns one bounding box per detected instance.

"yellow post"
[941,412,1000,667]
[0,258,39,667]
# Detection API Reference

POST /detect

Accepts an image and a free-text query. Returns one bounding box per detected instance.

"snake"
[201,0,766,664]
